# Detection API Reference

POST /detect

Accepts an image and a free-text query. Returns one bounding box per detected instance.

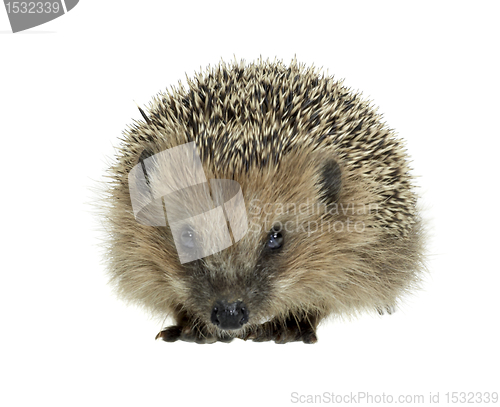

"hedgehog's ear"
[317,158,342,205]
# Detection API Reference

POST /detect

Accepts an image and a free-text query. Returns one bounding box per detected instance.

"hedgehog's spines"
[137,105,151,126]
[113,58,418,238]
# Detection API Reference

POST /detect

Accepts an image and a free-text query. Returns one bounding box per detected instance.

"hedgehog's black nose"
[211,300,248,330]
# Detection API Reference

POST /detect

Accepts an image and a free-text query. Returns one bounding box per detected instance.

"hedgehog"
[101,58,426,344]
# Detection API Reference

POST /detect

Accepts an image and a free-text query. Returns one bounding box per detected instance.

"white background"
[1,1,499,406]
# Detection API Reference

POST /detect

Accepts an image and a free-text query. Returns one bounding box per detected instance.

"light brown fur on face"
[100,58,426,343]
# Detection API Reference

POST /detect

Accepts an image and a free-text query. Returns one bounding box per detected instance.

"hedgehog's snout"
[210,300,249,330]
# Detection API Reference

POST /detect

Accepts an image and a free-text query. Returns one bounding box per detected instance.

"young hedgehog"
[101,58,425,344]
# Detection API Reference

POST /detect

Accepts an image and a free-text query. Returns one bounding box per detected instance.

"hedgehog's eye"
[267,227,284,250]
[180,228,195,249]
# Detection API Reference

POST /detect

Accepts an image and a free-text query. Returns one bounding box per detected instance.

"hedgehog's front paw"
[242,322,277,342]
[274,322,318,344]
[156,325,226,344]
[155,325,234,344]
[246,317,318,344]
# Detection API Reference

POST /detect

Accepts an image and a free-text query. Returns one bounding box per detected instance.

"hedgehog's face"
[122,145,367,336]
[177,218,290,332]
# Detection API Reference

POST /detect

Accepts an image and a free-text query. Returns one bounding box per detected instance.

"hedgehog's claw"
[302,331,318,344]
[241,331,255,341]
[377,305,396,315]
[155,325,182,342]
